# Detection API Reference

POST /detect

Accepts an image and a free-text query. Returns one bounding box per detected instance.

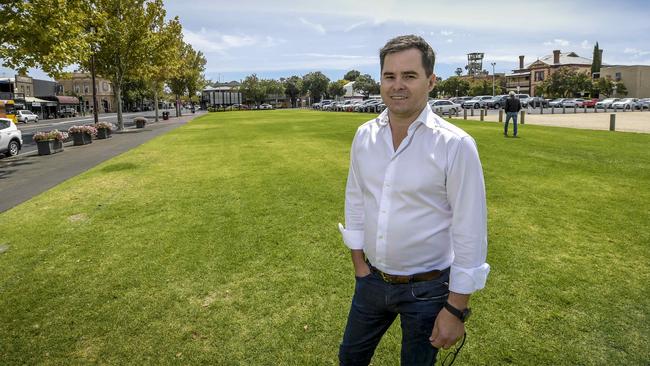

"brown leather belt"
[368,263,445,284]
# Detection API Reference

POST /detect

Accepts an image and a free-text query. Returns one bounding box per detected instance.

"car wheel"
[449,108,456,115]
[494,103,500,109]
[474,103,479,109]
[7,140,20,157]
[626,105,631,110]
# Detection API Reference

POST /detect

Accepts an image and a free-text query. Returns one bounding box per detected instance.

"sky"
[2,0,649,84]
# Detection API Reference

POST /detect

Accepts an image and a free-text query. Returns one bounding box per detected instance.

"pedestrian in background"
[504,91,521,137]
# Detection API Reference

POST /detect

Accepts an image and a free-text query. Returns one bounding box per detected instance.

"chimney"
[519,55,525,70]
[553,50,561,64]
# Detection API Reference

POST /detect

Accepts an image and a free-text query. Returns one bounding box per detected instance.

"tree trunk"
[115,83,124,131]
[154,90,159,122]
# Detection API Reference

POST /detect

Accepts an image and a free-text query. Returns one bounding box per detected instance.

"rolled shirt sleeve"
[339,129,365,250]
[446,136,490,294]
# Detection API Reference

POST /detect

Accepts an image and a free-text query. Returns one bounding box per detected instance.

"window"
[615,72,622,81]
[534,71,544,81]
[0,120,10,129]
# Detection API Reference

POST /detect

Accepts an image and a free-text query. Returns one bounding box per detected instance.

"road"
[13,109,185,154]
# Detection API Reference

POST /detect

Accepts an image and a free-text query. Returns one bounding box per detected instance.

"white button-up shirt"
[339,104,490,294]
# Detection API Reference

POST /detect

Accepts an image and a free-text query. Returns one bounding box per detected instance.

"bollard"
[499,109,503,122]
[583,105,587,113]
[456,108,460,117]
[540,105,544,114]
[594,106,597,113]
[574,106,577,114]
[622,106,626,112]
[480,109,484,121]
[562,106,566,114]
[551,106,555,114]
[463,108,467,120]
[610,114,616,131]
[471,107,475,117]
[604,106,607,113]
[520,110,526,125]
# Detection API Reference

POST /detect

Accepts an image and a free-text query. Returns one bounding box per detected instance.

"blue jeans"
[505,112,518,136]
[339,269,450,366]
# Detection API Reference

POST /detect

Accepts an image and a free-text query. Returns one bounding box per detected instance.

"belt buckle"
[379,271,391,283]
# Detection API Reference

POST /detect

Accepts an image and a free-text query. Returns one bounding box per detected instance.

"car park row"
[311,96,650,114]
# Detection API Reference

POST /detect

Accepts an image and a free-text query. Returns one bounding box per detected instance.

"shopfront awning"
[55,96,80,105]
[25,96,50,107]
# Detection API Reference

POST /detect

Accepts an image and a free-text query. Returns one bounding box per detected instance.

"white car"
[561,98,585,108]
[0,118,23,157]
[16,109,39,123]
[259,103,273,110]
[428,99,462,115]
[611,98,639,110]
[548,98,566,108]
[595,98,619,109]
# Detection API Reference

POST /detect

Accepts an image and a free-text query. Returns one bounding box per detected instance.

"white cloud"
[440,30,454,36]
[299,17,326,35]
[581,40,590,49]
[543,39,570,47]
[183,29,257,53]
[624,47,650,56]
[345,21,367,32]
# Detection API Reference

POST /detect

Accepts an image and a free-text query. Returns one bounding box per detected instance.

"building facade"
[56,72,116,113]
[600,65,650,98]
[506,50,593,96]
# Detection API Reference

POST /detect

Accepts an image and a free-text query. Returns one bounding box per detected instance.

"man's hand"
[351,249,371,277]
[429,308,465,349]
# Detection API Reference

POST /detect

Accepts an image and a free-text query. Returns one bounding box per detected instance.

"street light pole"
[90,26,99,124]
[491,62,496,96]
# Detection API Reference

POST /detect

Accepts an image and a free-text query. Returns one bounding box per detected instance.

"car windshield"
[551,99,563,102]
[602,99,616,102]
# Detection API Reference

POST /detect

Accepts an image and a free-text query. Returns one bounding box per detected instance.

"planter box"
[36,140,64,155]
[72,132,93,146]
[96,128,112,139]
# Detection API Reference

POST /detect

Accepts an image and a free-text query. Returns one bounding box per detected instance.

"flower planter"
[96,128,112,139]
[71,132,93,146]
[36,140,64,155]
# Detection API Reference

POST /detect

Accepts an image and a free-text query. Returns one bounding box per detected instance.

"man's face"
[380,48,435,120]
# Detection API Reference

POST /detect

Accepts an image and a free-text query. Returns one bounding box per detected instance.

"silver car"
[0,118,23,157]
[428,99,462,115]
[16,109,39,123]
[611,98,638,110]
[595,98,619,109]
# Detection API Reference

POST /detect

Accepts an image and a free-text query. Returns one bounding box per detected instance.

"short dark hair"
[380,35,436,77]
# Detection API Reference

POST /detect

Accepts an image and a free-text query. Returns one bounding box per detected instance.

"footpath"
[460,109,650,134]
[0,112,202,213]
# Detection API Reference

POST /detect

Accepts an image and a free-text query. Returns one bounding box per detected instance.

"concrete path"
[459,109,650,133]
[0,112,202,213]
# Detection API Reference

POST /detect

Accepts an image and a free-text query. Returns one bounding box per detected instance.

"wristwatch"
[444,301,471,323]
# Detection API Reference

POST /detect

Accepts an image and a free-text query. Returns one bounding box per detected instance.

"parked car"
[637,98,650,110]
[595,98,619,110]
[57,107,77,118]
[259,103,273,110]
[581,98,599,108]
[548,98,566,108]
[561,98,585,108]
[527,96,549,108]
[428,99,461,115]
[486,95,508,109]
[515,94,531,107]
[0,118,23,157]
[611,98,639,110]
[450,96,473,104]
[462,96,492,109]
[355,99,382,112]
[16,109,39,123]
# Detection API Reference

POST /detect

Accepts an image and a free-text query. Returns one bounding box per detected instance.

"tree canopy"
[302,72,330,103]
[343,70,360,82]
[353,74,379,98]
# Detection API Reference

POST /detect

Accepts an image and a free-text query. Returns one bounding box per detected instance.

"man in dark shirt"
[504,91,521,137]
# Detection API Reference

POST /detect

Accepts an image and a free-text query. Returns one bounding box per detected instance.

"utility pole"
[491,62,496,96]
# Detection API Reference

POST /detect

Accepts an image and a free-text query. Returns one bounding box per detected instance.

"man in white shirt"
[338,35,490,365]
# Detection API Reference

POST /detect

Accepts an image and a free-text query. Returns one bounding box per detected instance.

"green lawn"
[1,110,648,365]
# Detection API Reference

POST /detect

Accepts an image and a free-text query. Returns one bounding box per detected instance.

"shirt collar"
[376,103,443,131]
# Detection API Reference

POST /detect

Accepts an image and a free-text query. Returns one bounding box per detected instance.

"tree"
[284,76,302,108]
[328,80,347,100]
[344,70,361,82]
[438,76,470,97]
[81,0,171,130]
[469,80,492,96]
[238,74,267,106]
[353,74,379,98]
[455,68,463,77]
[302,72,330,103]
[591,42,601,76]
[0,0,93,76]
[261,79,284,106]
[183,47,207,109]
